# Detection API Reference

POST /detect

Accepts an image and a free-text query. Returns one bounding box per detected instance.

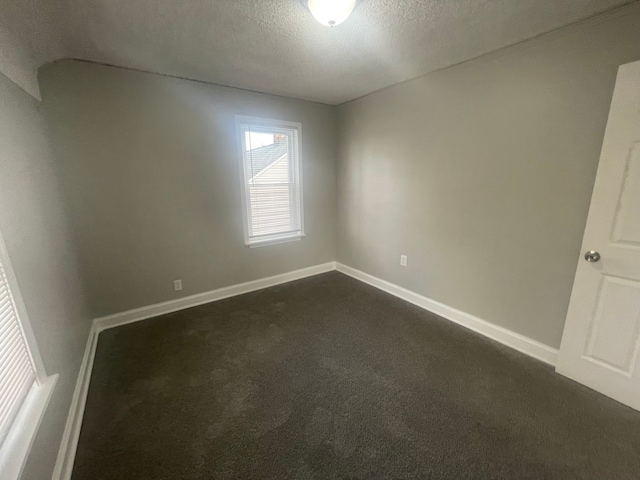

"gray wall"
[0,0,64,98]
[39,60,337,318]
[0,72,91,479]
[336,7,640,348]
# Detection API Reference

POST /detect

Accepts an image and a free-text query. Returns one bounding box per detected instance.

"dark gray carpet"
[72,272,640,479]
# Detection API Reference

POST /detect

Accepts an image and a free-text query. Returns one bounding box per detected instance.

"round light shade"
[307,0,356,27]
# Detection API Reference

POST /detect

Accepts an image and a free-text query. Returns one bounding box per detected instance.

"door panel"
[584,275,640,374]
[613,143,640,244]
[557,60,640,411]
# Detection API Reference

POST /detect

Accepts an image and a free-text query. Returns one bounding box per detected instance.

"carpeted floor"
[72,272,640,479]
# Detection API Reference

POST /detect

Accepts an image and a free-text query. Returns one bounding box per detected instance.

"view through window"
[237,118,304,246]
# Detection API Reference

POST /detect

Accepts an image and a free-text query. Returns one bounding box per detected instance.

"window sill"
[0,374,57,480]
[246,233,306,248]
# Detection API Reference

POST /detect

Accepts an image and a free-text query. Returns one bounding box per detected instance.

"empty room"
[1,1,640,479]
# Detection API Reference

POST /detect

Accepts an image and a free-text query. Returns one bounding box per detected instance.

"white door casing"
[557,60,640,411]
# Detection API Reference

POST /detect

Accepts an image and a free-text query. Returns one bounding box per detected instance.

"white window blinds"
[237,118,304,246]
[0,260,36,445]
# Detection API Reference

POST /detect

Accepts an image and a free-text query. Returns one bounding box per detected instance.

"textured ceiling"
[2,0,638,104]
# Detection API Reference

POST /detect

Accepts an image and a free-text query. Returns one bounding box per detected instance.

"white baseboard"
[51,261,335,480]
[52,324,99,480]
[94,262,336,332]
[335,263,559,366]
[53,259,557,479]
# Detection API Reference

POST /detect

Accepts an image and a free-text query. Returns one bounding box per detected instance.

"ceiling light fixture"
[303,0,356,27]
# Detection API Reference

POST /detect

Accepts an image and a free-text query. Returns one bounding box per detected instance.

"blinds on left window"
[0,261,36,445]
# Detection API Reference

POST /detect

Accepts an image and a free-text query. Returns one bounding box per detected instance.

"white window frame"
[235,115,306,247]
[0,230,57,480]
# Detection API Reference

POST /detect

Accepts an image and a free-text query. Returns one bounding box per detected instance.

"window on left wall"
[0,255,37,443]
[0,232,55,479]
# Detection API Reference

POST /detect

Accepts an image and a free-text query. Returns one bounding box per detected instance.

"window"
[236,116,304,247]
[0,260,37,444]
[0,233,53,479]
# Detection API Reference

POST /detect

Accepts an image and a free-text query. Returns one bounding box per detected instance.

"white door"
[556,60,640,411]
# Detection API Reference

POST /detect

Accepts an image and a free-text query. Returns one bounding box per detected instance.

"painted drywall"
[0,71,91,479]
[39,60,337,318]
[0,0,65,99]
[336,6,640,349]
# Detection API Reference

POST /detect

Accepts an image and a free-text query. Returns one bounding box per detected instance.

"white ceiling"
[1,0,637,104]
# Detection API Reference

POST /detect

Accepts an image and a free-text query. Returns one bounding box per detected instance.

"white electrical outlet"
[400,255,408,267]
[174,279,183,291]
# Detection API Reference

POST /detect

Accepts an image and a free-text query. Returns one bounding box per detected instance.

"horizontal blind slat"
[0,366,34,435]
[0,317,13,337]
[0,337,31,381]
[0,359,33,415]
[241,122,302,241]
[0,357,32,407]
[0,263,37,444]
[0,327,23,359]
[0,323,23,356]
[0,377,33,430]
[0,300,15,324]
[0,345,30,384]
